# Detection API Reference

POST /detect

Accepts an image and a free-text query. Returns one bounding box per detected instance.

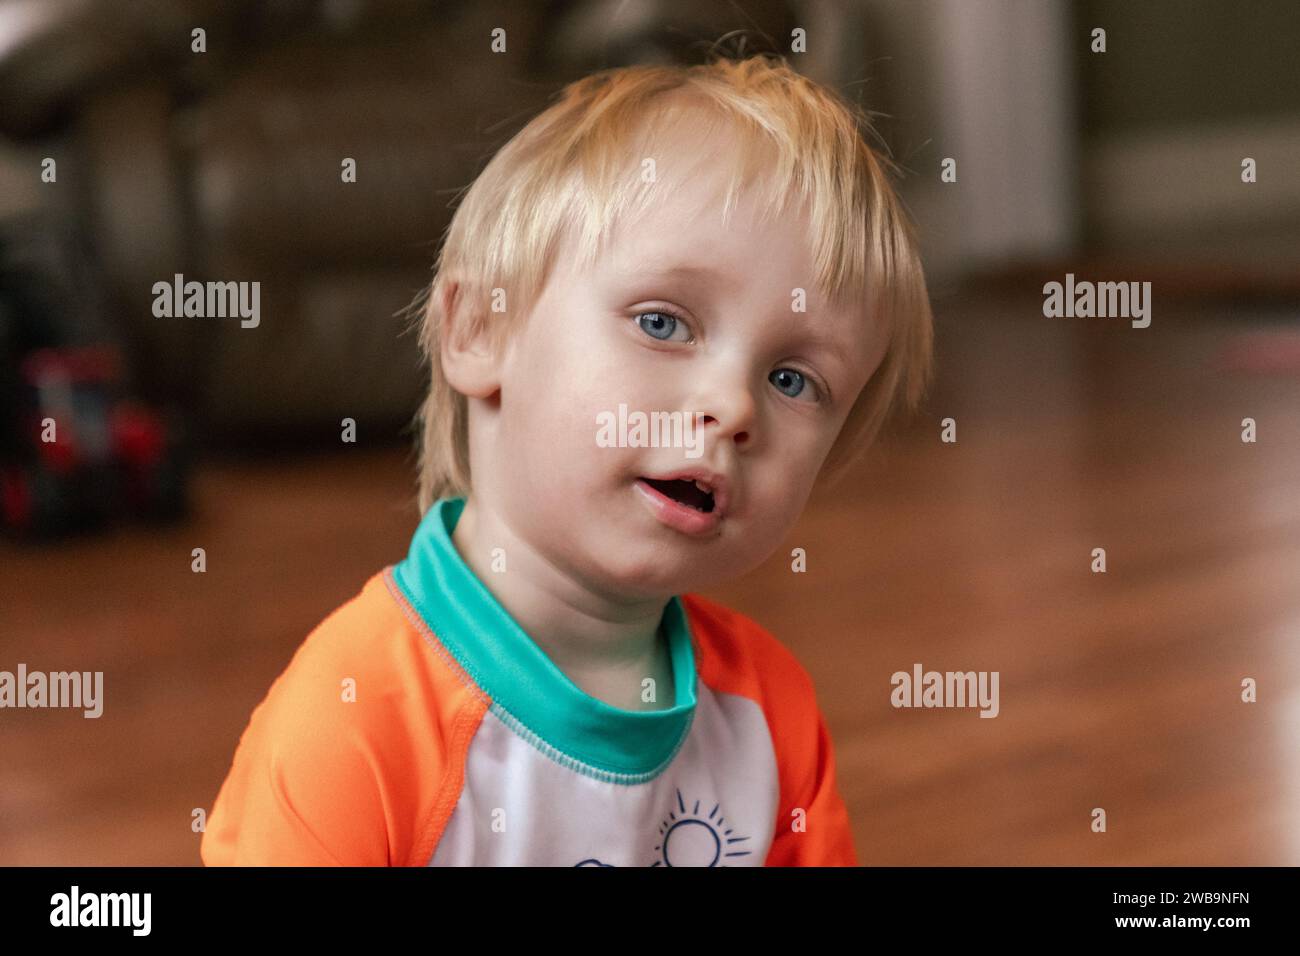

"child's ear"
[439,278,504,399]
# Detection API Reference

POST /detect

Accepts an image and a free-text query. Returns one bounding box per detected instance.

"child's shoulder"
[256,573,426,717]
[280,571,411,667]
[203,569,482,865]
[679,592,857,866]
[679,592,821,714]
[252,569,483,737]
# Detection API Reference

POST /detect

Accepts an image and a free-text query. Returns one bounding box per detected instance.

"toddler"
[202,53,934,866]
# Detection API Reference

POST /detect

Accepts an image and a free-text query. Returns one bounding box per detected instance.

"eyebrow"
[624,262,742,291]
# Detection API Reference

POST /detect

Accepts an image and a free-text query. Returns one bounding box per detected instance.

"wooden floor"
[2,287,1298,865]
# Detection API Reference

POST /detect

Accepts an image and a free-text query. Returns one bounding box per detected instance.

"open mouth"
[638,476,716,513]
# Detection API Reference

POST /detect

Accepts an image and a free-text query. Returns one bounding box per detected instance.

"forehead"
[601,157,810,292]
[594,156,838,305]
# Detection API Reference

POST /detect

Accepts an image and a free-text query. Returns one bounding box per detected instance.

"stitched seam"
[382,568,488,865]
[384,567,488,705]
[419,701,487,866]
[385,567,693,785]
[488,701,694,785]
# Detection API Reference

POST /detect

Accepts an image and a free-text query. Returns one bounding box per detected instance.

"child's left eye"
[771,368,820,402]
[634,311,690,342]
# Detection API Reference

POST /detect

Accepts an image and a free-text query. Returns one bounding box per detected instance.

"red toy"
[1,346,189,537]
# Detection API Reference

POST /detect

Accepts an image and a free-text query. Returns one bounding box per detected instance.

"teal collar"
[392,496,697,780]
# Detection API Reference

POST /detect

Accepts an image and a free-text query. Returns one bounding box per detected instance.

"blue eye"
[770,368,810,399]
[635,311,689,342]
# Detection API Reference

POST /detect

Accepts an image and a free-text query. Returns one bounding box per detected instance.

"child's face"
[475,141,889,599]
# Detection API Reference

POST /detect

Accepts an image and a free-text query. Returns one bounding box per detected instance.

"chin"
[587,548,700,598]
[608,562,689,597]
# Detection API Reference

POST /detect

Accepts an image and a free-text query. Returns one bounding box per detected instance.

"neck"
[450,493,676,711]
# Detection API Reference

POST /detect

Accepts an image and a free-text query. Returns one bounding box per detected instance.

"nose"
[694,371,756,449]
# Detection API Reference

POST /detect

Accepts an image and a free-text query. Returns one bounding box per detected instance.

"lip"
[633,468,730,537]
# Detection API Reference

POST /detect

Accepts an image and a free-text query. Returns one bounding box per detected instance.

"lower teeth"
[676,495,711,513]
[643,479,712,513]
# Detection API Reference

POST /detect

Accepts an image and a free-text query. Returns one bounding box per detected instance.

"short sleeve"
[680,591,860,867]
[764,696,858,866]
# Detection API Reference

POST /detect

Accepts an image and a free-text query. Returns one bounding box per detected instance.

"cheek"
[503,328,623,470]
[551,324,656,438]
[745,428,826,520]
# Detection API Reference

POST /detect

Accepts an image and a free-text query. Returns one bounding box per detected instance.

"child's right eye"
[634,310,691,343]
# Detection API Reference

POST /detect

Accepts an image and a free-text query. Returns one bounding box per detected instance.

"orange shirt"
[202,496,857,866]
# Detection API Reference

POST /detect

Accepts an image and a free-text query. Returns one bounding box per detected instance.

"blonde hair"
[409,53,934,513]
